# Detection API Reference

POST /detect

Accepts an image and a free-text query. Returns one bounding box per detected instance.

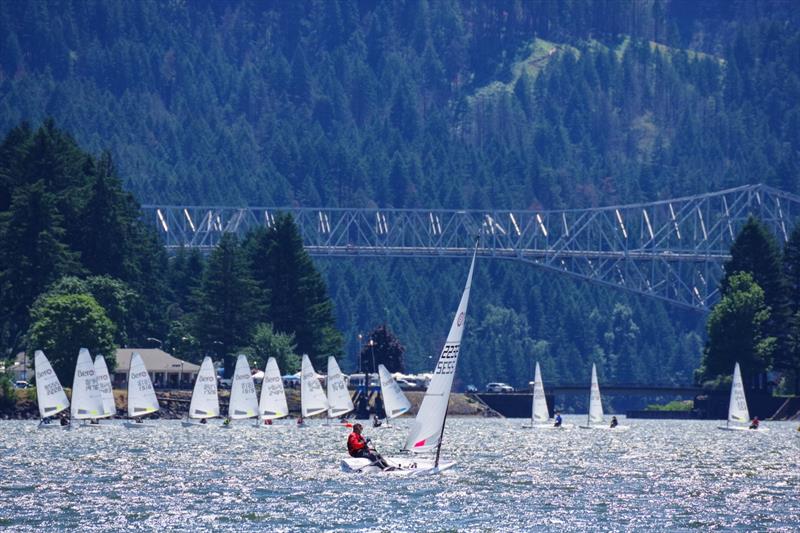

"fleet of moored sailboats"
[30,250,780,475]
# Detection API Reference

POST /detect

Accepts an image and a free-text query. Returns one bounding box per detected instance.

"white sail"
[34,350,69,419]
[327,357,354,418]
[229,354,259,419]
[728,362,750,425]
[259,357,289,420]
[587,363,604,426]
[531,361,549,424]
[94,355,116,418]
[404,250,476,453]
[189,356,220,419]
[301,354,328,418]
[71,348,103,420]
[379,364,411,420]
[127,352,159,418]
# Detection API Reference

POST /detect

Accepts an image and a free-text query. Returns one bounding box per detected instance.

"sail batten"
[404,250,476,453]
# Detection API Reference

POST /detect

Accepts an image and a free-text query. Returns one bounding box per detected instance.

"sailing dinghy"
[299,354,328,425]
[258,357,289,425]
[70,348,104,428]
[93,355,117,425]
[182,356,220,427]
[327,356,354,422]
[124,352,160,428]
[522,362,569,429]
[224,354,259,427]
[34,350,69,429]
[579,364,628,430]
[377,364,412,427]
[341,248,477,475]
[718,362,767,431]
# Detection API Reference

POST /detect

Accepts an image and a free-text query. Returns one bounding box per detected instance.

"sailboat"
[377,364,411,427]
[94,355,117,425]
[327,356,354,422]
[258,357,289,426]
[70,348,104,428]
[522,362,568,429]
[299,354,328,424]
[124,352,160,428]
[182,356,220,427]
[34,350,69,429]
[718,362,767,431]
[579,363,628,431]
[224,354,259,427]
[341,248,477,474]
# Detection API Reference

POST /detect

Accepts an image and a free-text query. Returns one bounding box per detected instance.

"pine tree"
[360,324,405,373]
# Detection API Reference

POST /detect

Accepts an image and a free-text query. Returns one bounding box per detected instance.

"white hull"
[70,420,111,429]
[124,421,155,428]
[37,421,67,430]
[522,423,573,430]
[340,456,456,476]
[578,424,630,431]
[718,425,769,432]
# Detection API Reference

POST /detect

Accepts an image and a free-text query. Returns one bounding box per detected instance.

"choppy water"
[1,417,799,531]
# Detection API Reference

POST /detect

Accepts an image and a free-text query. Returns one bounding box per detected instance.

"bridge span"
[142,184,800,311]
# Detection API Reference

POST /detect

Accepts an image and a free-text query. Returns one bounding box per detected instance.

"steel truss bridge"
[142,184,800,312]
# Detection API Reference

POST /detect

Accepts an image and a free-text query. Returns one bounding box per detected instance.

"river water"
[1,417,799,531]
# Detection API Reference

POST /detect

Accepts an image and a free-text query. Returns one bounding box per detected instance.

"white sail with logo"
[71,348,103,420]
[94,355,116,418]
[587,363,604,426]
[301,354,328,418]
[327,356,354,418]
[727,362,749,426]
[404,249,476,454]
[259,357,289,420]
[229,354,259,419]
[127,352,159,418]
[531,361,549,424]
[34,350,69,419]
[379,364,411,420]
[188,356,220,419]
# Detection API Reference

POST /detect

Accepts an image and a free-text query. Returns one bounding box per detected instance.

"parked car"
[465,384,478,393]
[14,381,31,389]
[486,382,514,393]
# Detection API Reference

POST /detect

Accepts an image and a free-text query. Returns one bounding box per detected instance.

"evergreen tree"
[195,233,262,377]
[359,324,405,373]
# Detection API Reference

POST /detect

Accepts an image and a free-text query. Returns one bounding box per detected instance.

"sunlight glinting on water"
[1,417,799,531]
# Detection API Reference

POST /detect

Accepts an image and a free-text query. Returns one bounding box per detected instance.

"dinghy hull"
[340,456,455,476]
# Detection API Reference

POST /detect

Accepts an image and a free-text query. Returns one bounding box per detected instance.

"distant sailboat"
[258,357,289,425]
[34,350,69,429]
[70,348,104,428]
[378,364,411,427]
[300,354,328,423]
[124,352,159,428]
[342,247,477,474]
[225,354,259,426]
[522,362,568,429]
[579,364,628,431]
[719,362,767,432]
[182,356,220,427]
[327,356,354,421]
[94,355,117,424]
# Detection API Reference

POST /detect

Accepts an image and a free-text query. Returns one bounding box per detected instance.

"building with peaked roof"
[114,348,200,389]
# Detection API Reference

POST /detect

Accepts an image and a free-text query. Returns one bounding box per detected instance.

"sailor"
[60,417,69,426]
[297,416,304,426]
[223,417,231,426]
[610,416,619,428]
[554,412,563,428]
[135,418,143,424]
[372,414,382,428]
[749,416,760,430]
[264,418,272,426]
[199,418,207,424]
[347,423,392,470]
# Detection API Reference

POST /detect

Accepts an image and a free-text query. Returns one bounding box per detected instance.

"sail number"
[434,344,460,375]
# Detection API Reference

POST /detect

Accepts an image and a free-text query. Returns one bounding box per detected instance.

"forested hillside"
[1,1,798,390]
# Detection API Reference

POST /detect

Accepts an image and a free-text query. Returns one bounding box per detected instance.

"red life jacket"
[347,432,367,456]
